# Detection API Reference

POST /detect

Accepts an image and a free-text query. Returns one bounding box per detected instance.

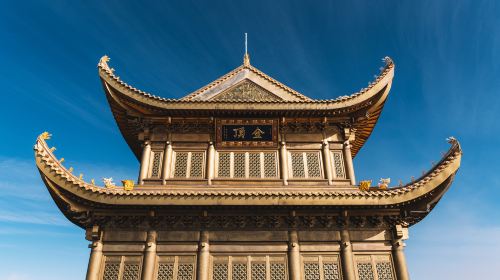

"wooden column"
[280,141,289,185]
[139,141,152,185]
[86,226,103,280]
[207,142,215,185]
[322,139,333,185]
[162,141,172,184]
[141,231,157,280]
[288,230,301,280]
[392,225,410,280]
[197,231,210,280]
[343,140,356,185]
[340,229,356,280]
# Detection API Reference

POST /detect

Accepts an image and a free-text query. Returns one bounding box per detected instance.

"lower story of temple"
[87,228,409,280]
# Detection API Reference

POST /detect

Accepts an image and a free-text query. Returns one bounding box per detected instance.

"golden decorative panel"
[211,80,282,102]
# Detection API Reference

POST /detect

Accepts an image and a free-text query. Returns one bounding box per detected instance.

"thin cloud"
[5,273,31,280]
[0,211,70,226]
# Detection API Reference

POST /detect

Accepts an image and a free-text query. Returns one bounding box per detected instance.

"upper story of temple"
[98,54,395,188]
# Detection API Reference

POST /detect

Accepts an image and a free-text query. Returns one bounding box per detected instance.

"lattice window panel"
[270,263,286,280]
[213,263,229,280]
[190,152,204,178]
[173,152,188,178]
[157,256,196,280]
[354,255,394,280]
[157,263,174,280]
[323,263,340,280]
[289,152,323,179]
[216,152,278,179]
[102,256,142,280]
[304,263,321,280]
[233,153,246,178]
[249,153,262,178]
[232,263,247,280]
[305,152,322,178]
[150,151,163,178]
[251,263,266,280]
[218,153,231,178]
[356,263,375,280]
[375,263,394,280]
[172,151,205,179]
[103,262,120,280]
[177,264,195,280]
[211,255,287,280]
[331,151,346,179]
[301,255,340,280]
[122,263,140,280]
[290,152,305,178]
[263,152,277,178]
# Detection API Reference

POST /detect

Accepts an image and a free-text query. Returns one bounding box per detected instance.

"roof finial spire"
[243,33,250,66]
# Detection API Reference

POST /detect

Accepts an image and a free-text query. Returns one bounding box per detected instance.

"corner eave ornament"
[121,180,135,191]
[359,180,372,191]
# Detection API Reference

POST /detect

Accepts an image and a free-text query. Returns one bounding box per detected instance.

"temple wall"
[91,228,404,280]
[139,125,355,187]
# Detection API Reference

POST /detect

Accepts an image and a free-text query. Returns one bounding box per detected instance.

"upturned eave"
[98,56,395,159]
[34,135,461,212]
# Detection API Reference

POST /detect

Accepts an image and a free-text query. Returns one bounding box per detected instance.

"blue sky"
[0,1,499,279]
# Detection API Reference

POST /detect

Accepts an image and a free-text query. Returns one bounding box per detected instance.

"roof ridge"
[181,65,245,101]
[97,55,395,104]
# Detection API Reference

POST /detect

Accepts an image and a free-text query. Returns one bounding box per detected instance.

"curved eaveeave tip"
[33,131,462,209]
[98,55,113,73]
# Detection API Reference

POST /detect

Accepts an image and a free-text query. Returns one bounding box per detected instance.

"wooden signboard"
[216,119,278,148]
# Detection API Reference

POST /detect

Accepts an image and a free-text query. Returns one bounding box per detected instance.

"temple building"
[35,53,461,280]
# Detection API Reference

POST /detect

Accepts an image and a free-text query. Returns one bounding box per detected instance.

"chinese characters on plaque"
[216,119,278,147]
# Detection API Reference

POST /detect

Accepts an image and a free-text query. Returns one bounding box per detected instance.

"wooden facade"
[34,54,461,280]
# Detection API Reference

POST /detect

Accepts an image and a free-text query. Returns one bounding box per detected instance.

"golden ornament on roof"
[359,180,372,191]
[103,177,115,188]
[40,132,52,140]
[378,178,390,190]
[121,180,135,191]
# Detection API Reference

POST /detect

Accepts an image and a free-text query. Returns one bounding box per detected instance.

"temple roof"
[98,55,395,159]
[34,133,462,228]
